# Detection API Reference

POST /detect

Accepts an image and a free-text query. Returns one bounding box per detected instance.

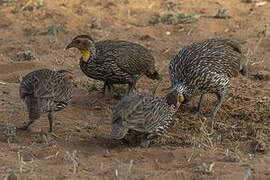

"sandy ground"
[0,0,270,179]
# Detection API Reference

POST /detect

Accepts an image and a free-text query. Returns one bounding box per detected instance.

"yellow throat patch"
[79,49,91,62]
[180,94,185,102]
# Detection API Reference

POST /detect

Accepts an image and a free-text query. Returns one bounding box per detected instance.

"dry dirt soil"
[0,0,270,179]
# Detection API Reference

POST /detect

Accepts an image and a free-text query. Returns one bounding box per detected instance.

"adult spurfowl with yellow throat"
[66,35,161,95]
[167,38,247,119]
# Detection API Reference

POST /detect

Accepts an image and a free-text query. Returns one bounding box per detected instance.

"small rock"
[224,28,229,32]
[166,31,171,35]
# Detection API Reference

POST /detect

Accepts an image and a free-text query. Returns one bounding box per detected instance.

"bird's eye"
[77,40,81,44]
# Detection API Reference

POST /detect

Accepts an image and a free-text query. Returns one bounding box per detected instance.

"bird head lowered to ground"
[165,89,185,113]
[66,35,96,62]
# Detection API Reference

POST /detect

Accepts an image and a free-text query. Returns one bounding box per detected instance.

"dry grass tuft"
[220,148,244,162]
[149,2,198,25]
[45,24,68,43]
[194,162,215,175]
[65,150,79,174]
[15,50,37,61]
[251,134,269,153]
[47,24,67,36]
[90,17,102,29]
[214,6,232,19]
[3,108,19,143]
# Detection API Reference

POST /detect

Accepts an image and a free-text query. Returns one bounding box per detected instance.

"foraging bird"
[18,69,73,132]
[109,92,180,147]
[168,38,246,118]
[66,35,161,96]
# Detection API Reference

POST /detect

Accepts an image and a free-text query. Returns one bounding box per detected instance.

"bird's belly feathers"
[80,60,139,83]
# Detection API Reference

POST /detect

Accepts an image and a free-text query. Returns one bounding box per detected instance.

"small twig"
[42,134,48,144]
[255,1,268,7]
[123,160,134,180]
[243,164,252,180]
[0,81,6,85]
[163,47,172,54]
[18,152,25,174]
[187,153,193,162]
[20,0,32,11]
[250,56,265,66]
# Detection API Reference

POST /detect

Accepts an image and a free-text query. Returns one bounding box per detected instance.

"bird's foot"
[16,125,28,131]
[48,132,59,138]
[140,139,151,148]
[16,121,32,131]
[121,138,130,145]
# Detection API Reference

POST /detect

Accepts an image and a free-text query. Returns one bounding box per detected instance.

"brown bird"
[18,69,73,132]
[66,35,161,96]
[167,38,247,118]
[109,92,180,147]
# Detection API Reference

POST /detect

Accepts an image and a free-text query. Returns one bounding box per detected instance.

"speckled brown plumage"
[18,69,73,132]
[168,38,246,118]
[109,92,178,147]
[66,35,161,95]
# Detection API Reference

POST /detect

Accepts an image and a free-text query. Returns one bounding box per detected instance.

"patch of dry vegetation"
[149,2,199,25]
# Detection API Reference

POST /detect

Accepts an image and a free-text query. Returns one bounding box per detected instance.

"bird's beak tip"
[65,44,72,50]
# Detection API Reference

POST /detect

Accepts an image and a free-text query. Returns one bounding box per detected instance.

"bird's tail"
[109,125,128,140]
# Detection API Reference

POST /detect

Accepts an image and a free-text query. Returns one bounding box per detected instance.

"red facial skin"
[70,39,84,48]
[65,75,74,83]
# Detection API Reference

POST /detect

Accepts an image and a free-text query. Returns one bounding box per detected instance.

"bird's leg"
[48,111,55,132]
[194,94,204,115]
[104,82,113,99]
[101,82,109,95]
[210,92,224,119]
[127,76,141,94]
[127,82,136,94]
[17,119,34,130]
[103,82,123,100]
[151,78,162,95]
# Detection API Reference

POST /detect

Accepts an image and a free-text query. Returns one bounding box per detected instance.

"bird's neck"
[174,84,186,103]
[79,47,96,62]
[174,83,185,94]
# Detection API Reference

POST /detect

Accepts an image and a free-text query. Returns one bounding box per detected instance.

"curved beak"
[65,43,73,50]
[173,101,181,114]
[173,93,183,114]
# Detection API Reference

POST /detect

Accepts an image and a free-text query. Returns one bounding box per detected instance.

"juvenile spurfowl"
[109,92,180,147]
[66,35,161,95]
[167,38,246,118]
[18,69,73,132]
